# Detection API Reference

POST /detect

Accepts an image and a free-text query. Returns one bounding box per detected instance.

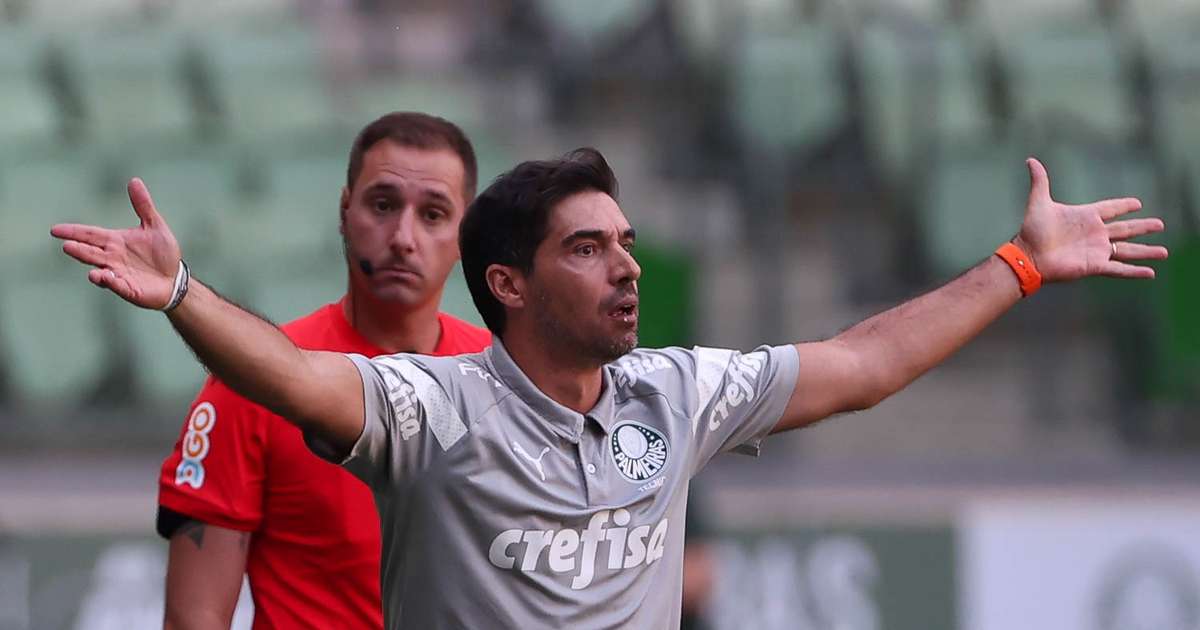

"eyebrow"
[561,227,637,246]
[361,182,454,206]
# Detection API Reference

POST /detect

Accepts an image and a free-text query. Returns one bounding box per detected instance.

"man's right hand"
[51,178,182,310]
[52,171,365,456]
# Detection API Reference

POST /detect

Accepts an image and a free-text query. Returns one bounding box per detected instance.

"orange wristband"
[995,242,1041,297]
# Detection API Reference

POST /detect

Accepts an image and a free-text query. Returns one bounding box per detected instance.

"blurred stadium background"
[0,0,1197,628]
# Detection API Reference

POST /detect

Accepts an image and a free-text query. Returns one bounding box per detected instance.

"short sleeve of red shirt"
[157,377,270,532]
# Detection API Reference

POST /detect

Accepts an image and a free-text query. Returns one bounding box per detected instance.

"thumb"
[127,177,163,228]
[1026,157,1051,205]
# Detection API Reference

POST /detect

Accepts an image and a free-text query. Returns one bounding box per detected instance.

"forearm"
[164,520,248,630]
[836,252,1022,405]
[165,280,315,424]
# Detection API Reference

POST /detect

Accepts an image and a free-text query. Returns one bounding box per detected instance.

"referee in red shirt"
[156,112,491,629]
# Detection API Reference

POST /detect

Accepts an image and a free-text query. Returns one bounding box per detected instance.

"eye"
[373,198,393,213]
[422,207,447,222]
[576,243,597,257]
[621,242,635,253]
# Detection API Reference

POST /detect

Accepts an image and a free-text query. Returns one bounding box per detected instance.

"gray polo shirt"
[332,339,798,629]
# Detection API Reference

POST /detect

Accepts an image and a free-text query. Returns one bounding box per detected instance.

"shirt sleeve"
[157,378,269,533]
[320,353,467,490]
[682,344,799,474]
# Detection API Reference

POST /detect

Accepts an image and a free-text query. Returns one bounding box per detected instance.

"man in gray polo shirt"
[53,148,1167,628]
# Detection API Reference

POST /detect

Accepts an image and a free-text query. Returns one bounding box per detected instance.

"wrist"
[1010,235,1039,272]
[995,240,1042,297]
[161,259,191,312]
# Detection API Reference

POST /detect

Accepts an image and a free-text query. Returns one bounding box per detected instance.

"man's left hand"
[1015,157,1169,283]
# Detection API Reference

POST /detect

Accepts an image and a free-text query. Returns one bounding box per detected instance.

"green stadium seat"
[225,152,346,275]
[0,274,110,407]
[1142,29,1200,176]
[12,0,148,29]
[918,142,1025,279]
[857,23,911,183]
[159,0,299,29]
[668,0,737,74]
[1123,0,1200,50]
[0,155,105,272]
[974,0,1100,31]
[739,0,807,31]
[62,26,195,144]
[468,131,518,194]
[730,25,845,156]
[535,0,653,49]
[0,27,58,146]
[351,76,487,141]
[999,26,1135,142]
[847,0,950,25]
[242,257,345,325]
[116,301,208,405]
[930,27,993,142]
[197,25,343,141]
[857,24,990,187]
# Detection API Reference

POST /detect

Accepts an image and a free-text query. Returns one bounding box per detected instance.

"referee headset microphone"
[338,219,375,276]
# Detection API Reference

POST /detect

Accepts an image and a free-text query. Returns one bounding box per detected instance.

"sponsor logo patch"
[487,509,670,589]
[610,422,668,483]
[174,402,215,489]
[707,351,767,431]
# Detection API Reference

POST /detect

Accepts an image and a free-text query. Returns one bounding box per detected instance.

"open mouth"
[608,298,639,320]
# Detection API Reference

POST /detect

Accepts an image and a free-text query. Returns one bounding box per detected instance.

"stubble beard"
[533,289,637,366]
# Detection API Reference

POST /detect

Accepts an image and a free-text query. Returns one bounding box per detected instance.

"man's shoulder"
[608,347,700,395]
[370,349,491,387]
[436,312,492,355]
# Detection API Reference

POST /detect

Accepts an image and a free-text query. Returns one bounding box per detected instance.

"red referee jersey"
[158,299,491,629]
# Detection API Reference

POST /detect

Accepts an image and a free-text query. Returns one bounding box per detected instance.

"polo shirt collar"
[488,339,618,443]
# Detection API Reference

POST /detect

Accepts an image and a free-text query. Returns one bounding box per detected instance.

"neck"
[343,280,443,354]
[501,328,604,415]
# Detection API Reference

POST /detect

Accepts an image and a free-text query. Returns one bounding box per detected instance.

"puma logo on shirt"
[511,441,550,481]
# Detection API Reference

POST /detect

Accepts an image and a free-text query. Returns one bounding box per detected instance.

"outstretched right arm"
[50,178,364,453]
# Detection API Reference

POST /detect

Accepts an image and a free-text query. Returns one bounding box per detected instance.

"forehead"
[354,140,466,208]
[545,190,631,238]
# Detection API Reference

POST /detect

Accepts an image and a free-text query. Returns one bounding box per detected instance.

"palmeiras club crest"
[610,422,668,482]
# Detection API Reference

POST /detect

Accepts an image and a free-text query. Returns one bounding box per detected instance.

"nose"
[611,245,641,287]
[389,206,417,255]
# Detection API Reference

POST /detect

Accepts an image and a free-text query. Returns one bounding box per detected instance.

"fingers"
[1108,217,1165,241]
[127,177,162,228]
[1026,157,1051,204]
[61,240,110,267]
[1092,197,1143,220]
[87,268,115,288]
[1113,241,1169,261]
[50,223,113,247]
[1100,261,1156,279]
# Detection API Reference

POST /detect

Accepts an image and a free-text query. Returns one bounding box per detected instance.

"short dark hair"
[346,112,478,202]
[460,147,619,337]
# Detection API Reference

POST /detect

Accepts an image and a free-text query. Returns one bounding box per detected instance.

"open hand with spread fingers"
[1013,158,1169,283]
[50,178,183,310]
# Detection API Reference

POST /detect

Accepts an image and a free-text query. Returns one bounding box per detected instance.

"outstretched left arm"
[773,158,1169,432]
